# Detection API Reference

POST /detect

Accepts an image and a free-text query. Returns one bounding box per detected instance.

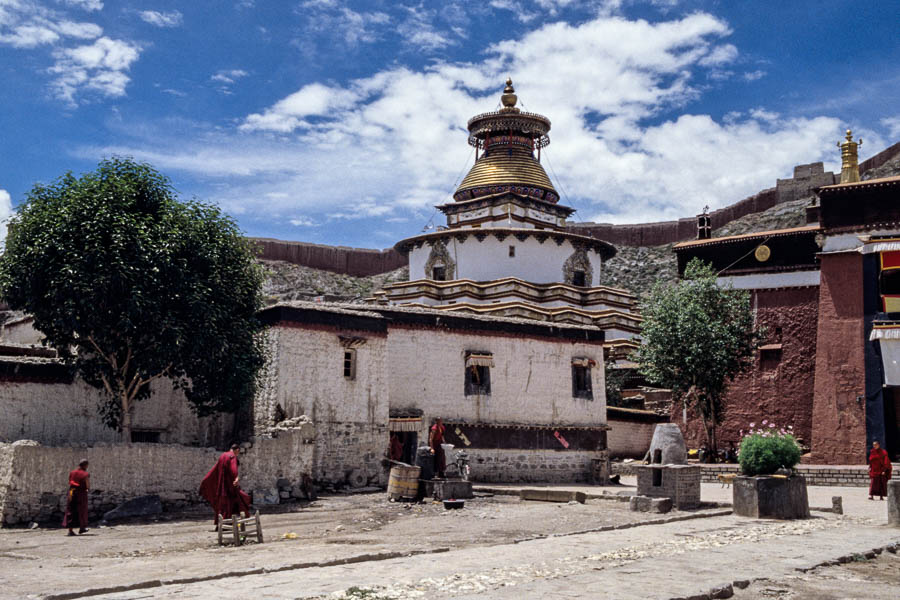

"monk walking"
[63,459,90,536]
[868,440,892,500]
[429,418,446,479]
[200,443,251,524]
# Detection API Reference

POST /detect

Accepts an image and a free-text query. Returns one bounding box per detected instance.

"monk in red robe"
[389,433,404,462]
[63,459,90,536]
[868,441,892,500]
[200,444,251,523]
[429,418,446,478]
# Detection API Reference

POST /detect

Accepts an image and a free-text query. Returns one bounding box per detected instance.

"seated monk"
[200,443,251,524]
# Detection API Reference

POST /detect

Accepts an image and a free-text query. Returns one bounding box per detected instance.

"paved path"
[84,512,900,600]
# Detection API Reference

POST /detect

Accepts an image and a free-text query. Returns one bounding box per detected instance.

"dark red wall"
[810,252,868,464]
[671,286,819,452]
[251,238,407,277]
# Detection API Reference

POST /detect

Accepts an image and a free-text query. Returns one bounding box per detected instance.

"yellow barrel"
[387,466,421,500]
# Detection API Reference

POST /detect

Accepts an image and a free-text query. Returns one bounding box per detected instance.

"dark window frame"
[432,265,446,281]
[464,353,492,396]
[572,270,586,287]
[343,348,357,380]
[572,363,593,400]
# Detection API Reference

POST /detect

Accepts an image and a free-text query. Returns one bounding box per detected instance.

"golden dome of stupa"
[454,79,558,203]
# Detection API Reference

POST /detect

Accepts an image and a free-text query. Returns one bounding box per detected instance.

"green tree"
[636,258,760,457]
[0,158,266,441]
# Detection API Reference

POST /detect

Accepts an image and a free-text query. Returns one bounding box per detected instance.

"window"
[432,265,446,281]
[509,245,516,257]
[131,430,161,443]
[343,348,357,380]
[571,358,593,400]
[572,270,586,287]
[464,352,493,395]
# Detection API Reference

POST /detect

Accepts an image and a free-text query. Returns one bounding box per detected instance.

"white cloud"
[0,189,12,248]
[397,5,455,51]
[79,12,851,233]
[301,3,390,46]
[139,10,183,28]
[289,216,318,227]
[60,0,103,11]
[743,69,766,81]
[49,36,141,103]
[699,43,737,66]
[881,117,900,140]
[489,0,538,23]
[211,69,248,84]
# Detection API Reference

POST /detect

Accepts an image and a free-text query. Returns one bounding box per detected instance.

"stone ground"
[1,479,897,600]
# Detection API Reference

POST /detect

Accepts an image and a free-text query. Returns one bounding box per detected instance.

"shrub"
[738,424,801,476]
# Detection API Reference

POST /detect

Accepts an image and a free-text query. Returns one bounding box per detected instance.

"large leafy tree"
[637,258,760,456]
[0,158,266,441]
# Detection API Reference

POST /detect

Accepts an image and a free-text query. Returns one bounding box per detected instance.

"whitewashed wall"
[386,327,606,427]
[0,378,232,448]
[269,326,389,486]
[409,237,603,285]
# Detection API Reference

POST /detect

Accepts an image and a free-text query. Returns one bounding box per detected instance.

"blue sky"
[1,1,898,249]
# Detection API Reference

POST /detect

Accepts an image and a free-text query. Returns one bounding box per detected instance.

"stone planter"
[733,475,810,519]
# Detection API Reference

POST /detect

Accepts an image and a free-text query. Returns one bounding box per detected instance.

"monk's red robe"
[430,423,446,477]
[62,468,89,529]
[868,447,892,497]
[199,450,251,521]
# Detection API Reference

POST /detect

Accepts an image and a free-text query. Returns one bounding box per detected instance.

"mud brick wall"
[0,432,314,526]
[811,252,868,464]
[312,421,389,487]
[608,418,657,459]
[252,238,406,277]
[467,449,605,483]
[673,286,819,451]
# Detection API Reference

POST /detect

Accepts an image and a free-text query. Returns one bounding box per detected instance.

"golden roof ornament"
[500,78,519,113]
[837,129,862,184]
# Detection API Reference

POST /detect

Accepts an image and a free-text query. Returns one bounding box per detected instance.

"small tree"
[0,158,266,441]
[637,258,760,457]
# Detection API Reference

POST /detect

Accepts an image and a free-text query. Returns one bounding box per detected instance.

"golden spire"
[500,77,519,113]
[837,129,862,184]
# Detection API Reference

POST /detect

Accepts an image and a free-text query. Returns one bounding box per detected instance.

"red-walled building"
[673,135,900,464]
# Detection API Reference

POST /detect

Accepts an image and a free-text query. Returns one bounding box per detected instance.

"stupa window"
[432,265,446,281]
[509,245,516,257]
[573,270,586,287]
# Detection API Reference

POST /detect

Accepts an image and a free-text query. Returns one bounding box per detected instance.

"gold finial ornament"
[500,77,519,112]
[837,128,862,184]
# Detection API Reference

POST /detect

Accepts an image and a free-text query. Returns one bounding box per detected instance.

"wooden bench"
[217,511,264,546]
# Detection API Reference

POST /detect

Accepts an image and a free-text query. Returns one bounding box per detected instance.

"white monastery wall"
[386,327,606,427]
[0,431,314,526]
[0,377,232,448]
[409,238,602,285]
[1,318,41,345]
[269,325,389,487]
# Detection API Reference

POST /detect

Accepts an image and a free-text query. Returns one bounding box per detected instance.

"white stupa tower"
[372,80,640,355]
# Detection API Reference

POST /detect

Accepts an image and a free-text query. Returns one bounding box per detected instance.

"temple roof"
[454,79,558,204]
[456,149,556,193]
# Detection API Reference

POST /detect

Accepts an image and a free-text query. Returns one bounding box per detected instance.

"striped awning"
[466,353,494,367]
[858,240,900,254]
[571,357,595,367]
[389,418,421,432]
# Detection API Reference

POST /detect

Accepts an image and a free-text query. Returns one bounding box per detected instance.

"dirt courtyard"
[0,490,688,599]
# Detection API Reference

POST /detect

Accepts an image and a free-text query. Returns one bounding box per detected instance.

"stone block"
[831,496,843,515]
[520,489,585,503]
[102,494,163,521]
[433,479,474,500]
[651,497,673,513]
[630,495,672,513]
[733,475,810,519]
[888,480,900,526]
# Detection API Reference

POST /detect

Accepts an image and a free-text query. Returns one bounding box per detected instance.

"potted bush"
[733,422,809,519]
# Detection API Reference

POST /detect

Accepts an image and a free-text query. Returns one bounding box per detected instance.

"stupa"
[372,80,640,355]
